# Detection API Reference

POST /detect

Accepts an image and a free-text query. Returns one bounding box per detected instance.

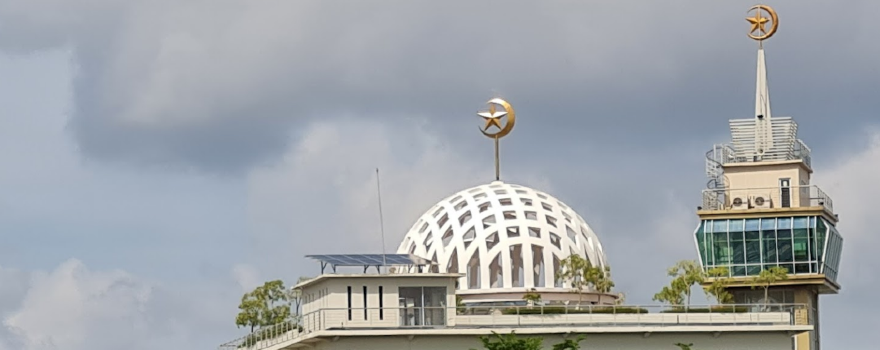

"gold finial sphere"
[477,98,516,139]
[746,5,779,41]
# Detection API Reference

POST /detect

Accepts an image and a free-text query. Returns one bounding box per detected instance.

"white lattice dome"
[396,181,608,294]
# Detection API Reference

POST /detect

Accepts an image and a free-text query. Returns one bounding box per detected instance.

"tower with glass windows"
[694,5,841,350]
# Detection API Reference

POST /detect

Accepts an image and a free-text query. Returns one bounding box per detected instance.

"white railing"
[701,185,833,213]
[218,303,810,350]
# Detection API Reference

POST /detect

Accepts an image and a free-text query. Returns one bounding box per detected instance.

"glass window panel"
[712,220,728,232]
[729,219,744,232]
[762,230,778,264]
[778,217,792,229]
[811,262,818,274]
[780,263,794,274]
[808,226,817,261]
[712,232,730,265]
[746,231,762,264]
[777,229,793,263]
[730,231,745,264]
[696,222,707,265]
[745,219,760,231]
[817,219,828,261]
[793,229,809,262]
[810,217,816,229]
[760,218,776,230]
[795,263,810,274]
[793,217,808,229]
[747,265,762,276]
[732,266,746,276]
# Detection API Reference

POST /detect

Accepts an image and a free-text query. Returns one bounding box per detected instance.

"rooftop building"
[218,5,833,350]
[695,4,843,350]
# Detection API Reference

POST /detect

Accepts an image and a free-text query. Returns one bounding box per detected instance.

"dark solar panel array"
[306,254,432,266]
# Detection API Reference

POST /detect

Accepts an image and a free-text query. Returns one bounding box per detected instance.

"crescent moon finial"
[477,98,516,181]
[477,98,516,139]
[746,5,779,41]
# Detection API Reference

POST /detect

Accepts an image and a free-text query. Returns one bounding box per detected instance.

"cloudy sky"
[1,0,878,349]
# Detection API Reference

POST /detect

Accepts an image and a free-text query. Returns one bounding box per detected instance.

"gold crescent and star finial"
[746,4,779,41]
[477,98,516,181]
[478,98,516,139]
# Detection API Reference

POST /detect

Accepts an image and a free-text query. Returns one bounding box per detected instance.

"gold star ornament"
[478,103,507,132]
[746,5,779,41]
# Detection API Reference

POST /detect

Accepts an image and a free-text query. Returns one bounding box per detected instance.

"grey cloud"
[3,0,878,173]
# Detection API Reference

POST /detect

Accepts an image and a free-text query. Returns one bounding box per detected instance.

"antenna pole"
[494,136,500,181]
[376,168,388,270]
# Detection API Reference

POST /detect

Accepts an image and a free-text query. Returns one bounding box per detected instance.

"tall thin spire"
[754,45,773,156]
[746,4,779,159]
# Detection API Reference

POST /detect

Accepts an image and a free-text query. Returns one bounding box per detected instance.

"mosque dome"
[396,180,612,304]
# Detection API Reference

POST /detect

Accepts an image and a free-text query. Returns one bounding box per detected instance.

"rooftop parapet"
[219,303,812,350]
[701,185,833,215]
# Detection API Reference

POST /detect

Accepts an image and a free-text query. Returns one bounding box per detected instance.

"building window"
[379,286,384,320]
[398,287,447,327]
[347,286,352,321]
[363,286,368,320]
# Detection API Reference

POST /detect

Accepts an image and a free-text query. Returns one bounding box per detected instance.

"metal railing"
[701,185,833,213]
[218,303,810,350]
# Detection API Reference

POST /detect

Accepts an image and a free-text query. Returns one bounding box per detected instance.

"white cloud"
[0,259,241,350]
[814,128,880,288]
[231,264,262,293]
[244,117,555,277]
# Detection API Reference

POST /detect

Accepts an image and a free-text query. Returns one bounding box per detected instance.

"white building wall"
[299,275,458,329]
[306,333,794,350]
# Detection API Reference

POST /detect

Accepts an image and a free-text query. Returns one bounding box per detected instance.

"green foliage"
[751,266,789,305]
[659,305,749,313]
[235,280,292,332]
[502,306,648,315]
[523,288,542,305]
[471,332,587,350]
[653,260,705,307]
[674,342,694,350]
[289,276,312,317]
[472,332,544,350]
[551,336,585,350]
[556,256,615,307]
[703,267,733,304]
[591,265,615,293]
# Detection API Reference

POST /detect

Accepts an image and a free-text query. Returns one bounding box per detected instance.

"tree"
[674,342,694,350]
[703,267,732,304]
[557,255,591,308]
[552,336,585,350]
[470,332,586,350]
[235,280,291,332]
[590,265,615,294]
[557,256,615,308]
[471,332,544,350]
[653,260,704,308]
[751,266,789,307]
[522,288,542,307]
[289,276,312,318]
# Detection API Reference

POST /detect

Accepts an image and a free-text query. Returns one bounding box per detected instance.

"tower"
[695,5,842,350]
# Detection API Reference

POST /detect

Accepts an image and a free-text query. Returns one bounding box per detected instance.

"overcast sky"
[1,0,878,349]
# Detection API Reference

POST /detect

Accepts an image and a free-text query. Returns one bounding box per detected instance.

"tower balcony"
[700,185,834,217]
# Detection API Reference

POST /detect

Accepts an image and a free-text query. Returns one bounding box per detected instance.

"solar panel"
[306,254,433,267]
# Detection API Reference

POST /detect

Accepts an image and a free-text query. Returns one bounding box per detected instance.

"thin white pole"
[376,168,388,271]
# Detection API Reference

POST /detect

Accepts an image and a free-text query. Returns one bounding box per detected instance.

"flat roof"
[294,273,463,290]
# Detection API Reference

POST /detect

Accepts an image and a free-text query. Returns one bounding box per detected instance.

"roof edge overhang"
[294,273,464,290]
[703,274,840,295]
[697,206,837,225]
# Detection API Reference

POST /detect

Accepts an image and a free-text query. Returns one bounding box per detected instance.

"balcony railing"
[218,303,811,350]
[701,185,833,213]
